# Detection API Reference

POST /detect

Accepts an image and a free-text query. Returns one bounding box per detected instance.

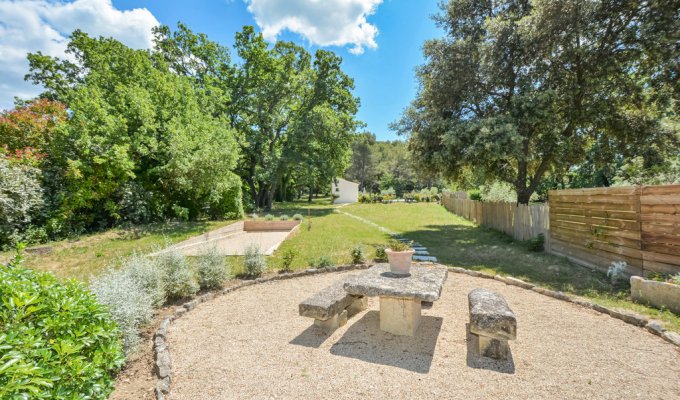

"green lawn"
[5,199,678,332]
[0,220,237,281]
[255,199,391,271]
[342,202,680,332]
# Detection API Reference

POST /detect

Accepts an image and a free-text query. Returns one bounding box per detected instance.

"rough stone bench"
[468,288,517,360]
[299,277,368,331]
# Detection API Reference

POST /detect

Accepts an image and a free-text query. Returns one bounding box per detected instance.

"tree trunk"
[308,186,313,203]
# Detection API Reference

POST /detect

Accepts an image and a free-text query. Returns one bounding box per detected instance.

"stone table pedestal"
[344,263,448,336]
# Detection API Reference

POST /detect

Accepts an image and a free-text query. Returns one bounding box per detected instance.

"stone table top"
[343,263,448,302]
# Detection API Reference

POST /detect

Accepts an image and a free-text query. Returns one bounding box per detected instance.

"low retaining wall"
[243,220,300,232]
[631,276,680,315]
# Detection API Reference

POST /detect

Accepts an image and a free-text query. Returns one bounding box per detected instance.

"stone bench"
[299,277,368,331]
[468,288,516,360]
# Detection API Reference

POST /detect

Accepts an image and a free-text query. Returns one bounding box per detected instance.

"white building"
[331,178,359,204]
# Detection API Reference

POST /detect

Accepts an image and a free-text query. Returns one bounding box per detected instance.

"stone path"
[337,209,439,263]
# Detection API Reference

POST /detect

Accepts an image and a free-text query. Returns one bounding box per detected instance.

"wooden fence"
[441,195,550,243]
[442,184,680,276]
[549,185,680,276]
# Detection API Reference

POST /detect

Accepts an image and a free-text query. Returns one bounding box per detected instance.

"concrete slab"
[156,221,297,256]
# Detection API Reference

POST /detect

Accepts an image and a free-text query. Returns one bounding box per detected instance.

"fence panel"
[640,185,680,274]
[441,194,549,245]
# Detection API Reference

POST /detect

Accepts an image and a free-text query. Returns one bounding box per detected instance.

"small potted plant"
[385,239,415,275]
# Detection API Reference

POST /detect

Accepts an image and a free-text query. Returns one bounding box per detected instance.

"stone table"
[343,263,448,336]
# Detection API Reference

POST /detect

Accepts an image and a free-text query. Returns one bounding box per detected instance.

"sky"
[0,0,443,140]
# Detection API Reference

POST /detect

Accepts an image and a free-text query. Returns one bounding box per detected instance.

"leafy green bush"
[281,248,297,272]
[468,189,482,201]
[526,233,545,252]
[243,244,267,277]
[196,247,230,290]
[351,245,365,264]
[280,214,289,221]
[374,245,388,262]
[264,214,275,221]
[292,213,304,221]
[156,250,199,300]
[1,251,125,399]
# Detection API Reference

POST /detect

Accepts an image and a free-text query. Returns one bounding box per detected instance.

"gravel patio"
[155,270,680,399]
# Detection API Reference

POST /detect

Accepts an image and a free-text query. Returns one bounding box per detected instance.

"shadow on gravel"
[329,311,442,373]
[289,324,333,349]
[465,323,515,374]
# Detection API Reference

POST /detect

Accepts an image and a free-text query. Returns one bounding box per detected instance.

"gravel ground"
[167,271,680,400]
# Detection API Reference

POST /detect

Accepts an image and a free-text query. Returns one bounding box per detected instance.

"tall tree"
[394,0,679,203]
[25,31,242,227]
[229,27,359,210]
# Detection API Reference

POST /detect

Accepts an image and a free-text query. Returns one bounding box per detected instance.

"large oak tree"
[394,0,679,203]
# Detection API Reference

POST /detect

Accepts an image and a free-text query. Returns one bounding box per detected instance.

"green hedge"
[0,253,125,399]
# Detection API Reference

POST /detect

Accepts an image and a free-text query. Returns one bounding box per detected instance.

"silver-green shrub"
[264,214,275,221]
[156,249,199,299]
[90,267,154,353]
[122,253,166,307]
[280,214,289,221]
[292,214,303,221]
[243,243,266,277]
[196,246,230,290]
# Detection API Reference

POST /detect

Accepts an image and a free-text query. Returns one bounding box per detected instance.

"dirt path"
[161,270,680,399]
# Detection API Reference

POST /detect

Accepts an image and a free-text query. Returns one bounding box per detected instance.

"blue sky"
[1,0,443,140]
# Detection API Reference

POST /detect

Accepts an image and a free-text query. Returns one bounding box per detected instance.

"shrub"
[156,249,199,300]
[244,244,267,277]
[264,214,275,221]
[309,256,334,269]
[293,214,304,221]
[468,189,482,201]
[526,233,545,252]
[281,248,297,272]
[1,251,125,399]
[90,267,154,353]
[607,261,628,285]
[671,273,680,286]
[280,214,289,221]
[351,245,365,264]
[374,245,388,262]
[196,247,230,290]
[0,153,45,249]
[121,253,166,307]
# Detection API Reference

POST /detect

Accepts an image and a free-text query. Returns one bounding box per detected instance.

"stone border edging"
[151,263,372,400]
[448,267,680,349]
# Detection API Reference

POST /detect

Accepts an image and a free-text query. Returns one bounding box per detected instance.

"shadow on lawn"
[329,311,442,374]
[399,223,621,298]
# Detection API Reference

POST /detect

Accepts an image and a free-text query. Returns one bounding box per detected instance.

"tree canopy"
[394,0,680,203]
[0,24,359,247]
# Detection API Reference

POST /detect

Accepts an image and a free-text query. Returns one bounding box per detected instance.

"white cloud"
[0,0,159,110]
[246,0,382,55]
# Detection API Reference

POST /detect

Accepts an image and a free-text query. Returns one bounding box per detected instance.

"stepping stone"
[412,247,428,251]
[411,243,423,247]
[413,255,437,262]
[414,250,430,256]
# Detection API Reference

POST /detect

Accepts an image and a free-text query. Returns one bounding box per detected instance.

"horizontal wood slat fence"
[442,184,680,276]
